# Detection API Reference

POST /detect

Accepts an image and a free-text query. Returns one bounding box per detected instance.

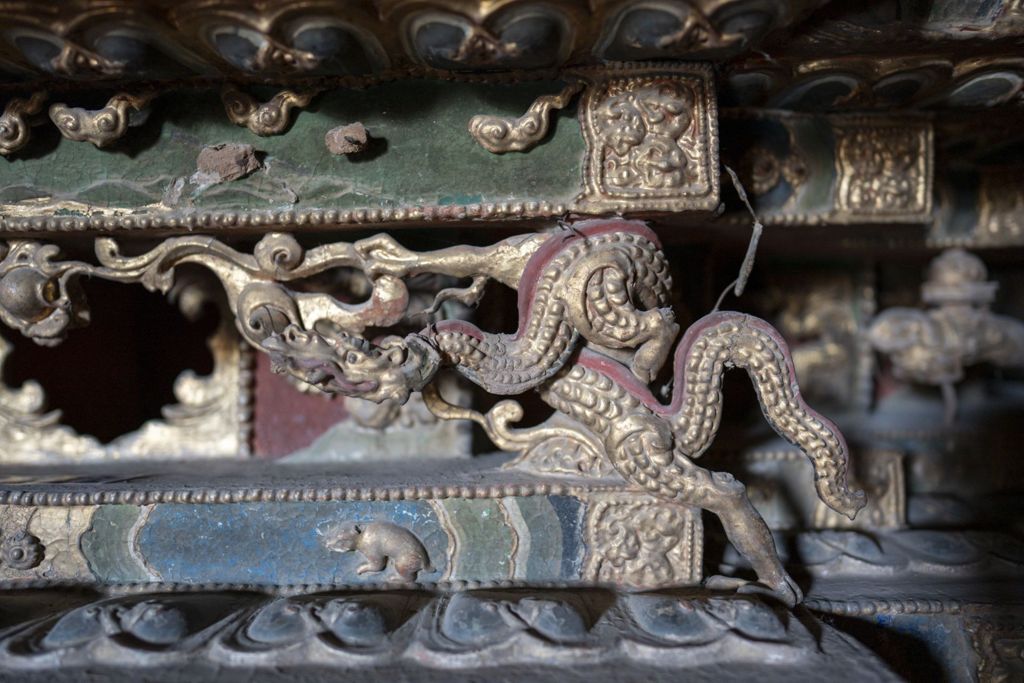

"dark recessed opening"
[1,278,218,444]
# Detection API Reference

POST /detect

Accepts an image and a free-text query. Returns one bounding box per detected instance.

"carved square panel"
[575,63,720,213]
[833,117,933,222]
[583,492,703,588]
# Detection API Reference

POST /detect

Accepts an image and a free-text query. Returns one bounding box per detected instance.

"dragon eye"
[346,352,359,364]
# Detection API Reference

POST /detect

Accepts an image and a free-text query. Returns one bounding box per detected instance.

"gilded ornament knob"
[0,267,58,322]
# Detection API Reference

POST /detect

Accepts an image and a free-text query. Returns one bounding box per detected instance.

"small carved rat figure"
[323,521,432,582]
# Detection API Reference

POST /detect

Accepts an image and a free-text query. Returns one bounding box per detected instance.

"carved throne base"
[0,456,702,591]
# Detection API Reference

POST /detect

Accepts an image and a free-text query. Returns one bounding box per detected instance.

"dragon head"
[261,324,440,404]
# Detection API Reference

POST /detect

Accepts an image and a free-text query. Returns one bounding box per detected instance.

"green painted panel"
[0,81,585,220]
[441,498,514,581]
[80,504,152,582]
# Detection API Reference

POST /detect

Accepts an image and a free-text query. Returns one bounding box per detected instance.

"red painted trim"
[431,219,656,344]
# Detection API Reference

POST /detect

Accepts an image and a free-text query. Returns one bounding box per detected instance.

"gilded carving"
[171,1,388,75]
[322,521,432,581]
[383,1,579,70]
[469,82,582,153]
[576,65,719,212]
[834,118,932,221]
[221,86,318,136]
[0,325,249,463]
[422,385,613,477]
[978,169,1024,245]
[48,92,155,148]
[0,1,822,82]
[0,2,186,79]
[0,249,250,462]
[282,222,863,603]
[760,270,876,409]
[869,249,1024,421]
[0,221,864,604]
[584,493,702,587]
[811,450,905,531]
[0,92,47,156]
[507,429,618,479]
[598,2,730,56]
[724,54,1024,111]
[93,231,410,366]
[50,42,123,77]
[594,0,816,61]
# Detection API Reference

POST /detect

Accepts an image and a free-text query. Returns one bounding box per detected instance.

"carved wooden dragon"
[0,219,865,605]
[263,220,867,605]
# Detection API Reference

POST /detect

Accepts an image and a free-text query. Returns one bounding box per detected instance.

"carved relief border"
[0,0,815,81]
[723,55,1024,111]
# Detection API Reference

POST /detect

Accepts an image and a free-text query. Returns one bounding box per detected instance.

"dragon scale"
[253,219,866,604]
[540,312,865,519]
[430,229,674,394]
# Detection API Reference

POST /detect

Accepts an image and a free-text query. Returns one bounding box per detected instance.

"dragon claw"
[704,574,803,608]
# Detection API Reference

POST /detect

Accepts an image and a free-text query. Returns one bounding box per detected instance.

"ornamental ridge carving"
[576,64,719,213]
[0,92,47,156]
[469,82,583,154]
[49,92,155,148]
[222,86,319,136]
[834,118,932,221]
[0,0,812,82]
[0,220,865,605]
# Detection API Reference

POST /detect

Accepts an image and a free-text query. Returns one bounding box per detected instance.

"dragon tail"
[672,311,866,519]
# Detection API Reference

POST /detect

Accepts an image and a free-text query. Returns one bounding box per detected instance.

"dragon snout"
[261,324,327,356]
